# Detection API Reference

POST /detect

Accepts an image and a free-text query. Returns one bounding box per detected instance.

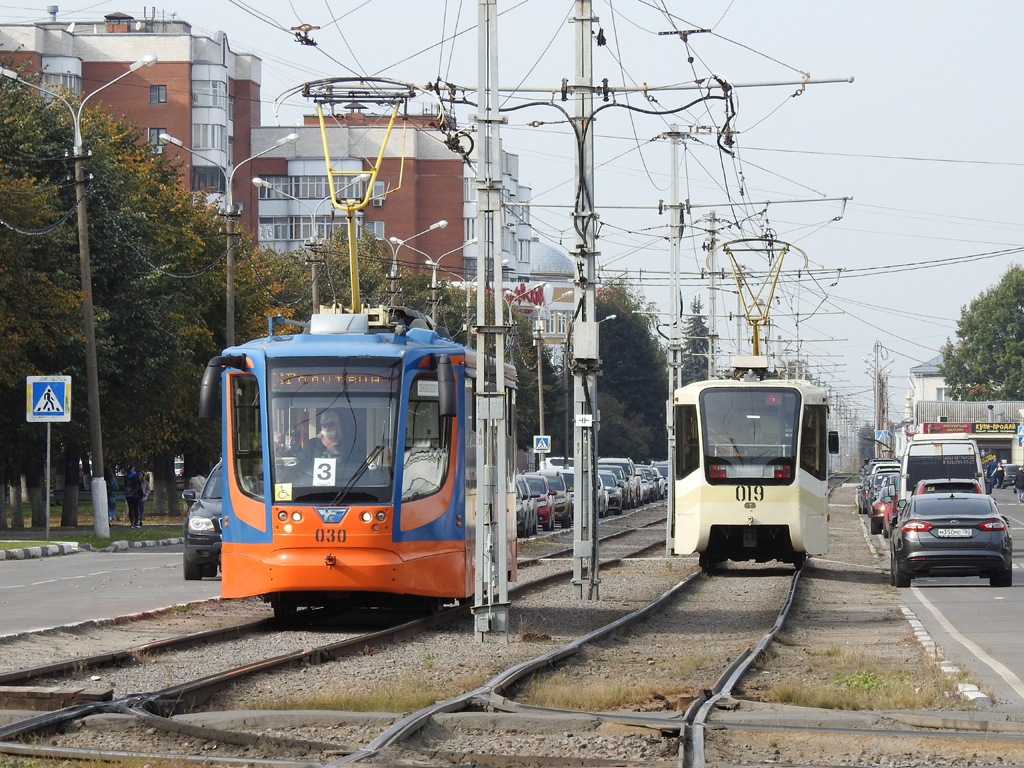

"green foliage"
[597,279,668,461]
[680,296,710,386]
[939,264,1024,400]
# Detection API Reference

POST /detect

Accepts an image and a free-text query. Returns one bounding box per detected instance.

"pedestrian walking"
[124,466,142,528]
[138,470,151,526]
[995,462,1006,490]
[1015,467,1024,504]
[104,466,118,523]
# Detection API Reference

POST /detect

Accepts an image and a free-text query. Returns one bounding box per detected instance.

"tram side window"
[402,375,451,501]
[232,373,264,499]
[674,404,700,479]
[799,404,828,481]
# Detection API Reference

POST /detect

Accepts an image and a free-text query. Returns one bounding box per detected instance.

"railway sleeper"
[700,525,804,573]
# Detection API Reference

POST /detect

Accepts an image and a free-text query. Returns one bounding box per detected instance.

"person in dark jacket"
[995,463,1006,490]
[1015,467,1024,504]
[124,466,142,528]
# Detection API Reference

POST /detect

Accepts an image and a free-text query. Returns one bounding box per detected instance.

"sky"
[6,1,1023,425]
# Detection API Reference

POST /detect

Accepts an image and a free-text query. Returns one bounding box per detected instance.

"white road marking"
[911,586,1024,703]
[0,559,180,590]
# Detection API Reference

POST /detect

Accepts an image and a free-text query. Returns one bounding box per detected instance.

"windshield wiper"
[327,444,387,507]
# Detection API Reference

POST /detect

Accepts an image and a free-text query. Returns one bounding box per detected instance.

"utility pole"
[471,0,511,640]
[570,0,601,600]
[664,125,683,556]
[705,212,719,377]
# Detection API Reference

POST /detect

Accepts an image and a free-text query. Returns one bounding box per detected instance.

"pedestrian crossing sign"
[534,435,551,453]
[26,376,71,423]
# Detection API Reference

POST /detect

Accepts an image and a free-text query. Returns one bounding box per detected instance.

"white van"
[900,433,985,502]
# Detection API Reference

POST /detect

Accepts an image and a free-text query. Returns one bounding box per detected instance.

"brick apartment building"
[1,9,560,288]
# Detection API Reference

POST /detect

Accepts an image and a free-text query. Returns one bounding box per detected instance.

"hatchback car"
[538,470,572,527]
[181,463,222,580]
[914,478,984,496]
[869,478,899,536]
[522,473,555,531]
[890,493,1012,587]
[600,470,623,513]
[515,475,538,538]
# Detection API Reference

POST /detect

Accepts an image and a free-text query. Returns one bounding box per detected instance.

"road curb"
[899,603,996,708]
[0,537,183,561]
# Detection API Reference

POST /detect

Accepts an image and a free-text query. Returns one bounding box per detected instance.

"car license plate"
[935,528,972,538]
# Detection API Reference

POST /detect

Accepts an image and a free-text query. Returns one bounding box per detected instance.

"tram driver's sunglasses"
[321,421,338,428]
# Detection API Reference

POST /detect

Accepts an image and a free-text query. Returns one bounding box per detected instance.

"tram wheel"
[271,597,298,619]
[698,552,715,575]
[791,552,806,571]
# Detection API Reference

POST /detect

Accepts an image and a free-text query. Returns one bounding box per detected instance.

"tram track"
[0,516,811,768]
[0,505,665,689]
[0,507,669,726]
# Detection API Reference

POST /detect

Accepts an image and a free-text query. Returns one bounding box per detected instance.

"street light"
[386,220,447,303]
[252,177,333,313]
[420,239,478,323]
[2,54,158,537]
[159,131,299,346]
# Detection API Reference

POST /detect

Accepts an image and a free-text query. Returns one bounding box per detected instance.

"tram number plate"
[735,486,764,502]
[934,528,971,538]
[315,528,347,543]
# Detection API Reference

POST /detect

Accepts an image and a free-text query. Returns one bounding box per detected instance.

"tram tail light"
[773,465,791,479]
[709,464,727,479]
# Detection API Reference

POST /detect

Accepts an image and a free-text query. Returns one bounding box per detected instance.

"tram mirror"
[437,355,457,418]
[827,430,840,454]
[199,355,247,420]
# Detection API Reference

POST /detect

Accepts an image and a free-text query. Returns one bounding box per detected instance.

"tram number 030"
[315,528,347,543]
[735,486,764,502]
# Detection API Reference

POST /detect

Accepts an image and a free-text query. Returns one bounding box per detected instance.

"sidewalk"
[0,528,183,562]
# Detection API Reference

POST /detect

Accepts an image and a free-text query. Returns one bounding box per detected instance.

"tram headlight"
[291,511,303,522]
[277,511,288,521]
[361,511,373,522]
[375,511,387,521]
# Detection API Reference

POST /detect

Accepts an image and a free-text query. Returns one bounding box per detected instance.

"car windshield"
[919,481,979,493]
[526,477,547,495]
[203,469,223,500]
[599,472,617,486]
[912,496,995,517]
[545,475,565,491]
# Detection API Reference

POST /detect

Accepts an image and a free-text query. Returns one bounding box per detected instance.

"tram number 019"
[315,528,347,543]
[735,486,764,502]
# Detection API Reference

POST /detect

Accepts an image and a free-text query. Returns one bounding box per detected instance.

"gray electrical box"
[574,321,599,361]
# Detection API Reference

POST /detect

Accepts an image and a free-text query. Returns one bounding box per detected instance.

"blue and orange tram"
[199,309,518,616]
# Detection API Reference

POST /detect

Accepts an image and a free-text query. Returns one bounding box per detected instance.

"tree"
[680,296,710,386]
[596,280,668,462]
[939,264,1024,400]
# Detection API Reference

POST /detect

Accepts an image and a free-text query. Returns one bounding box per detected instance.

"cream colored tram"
[672,374,838,572]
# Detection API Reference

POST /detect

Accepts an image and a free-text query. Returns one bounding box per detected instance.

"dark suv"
[181,464,222,580]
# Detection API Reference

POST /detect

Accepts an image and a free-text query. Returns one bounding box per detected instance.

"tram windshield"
[699,388,799,483]
[268,359,402,503]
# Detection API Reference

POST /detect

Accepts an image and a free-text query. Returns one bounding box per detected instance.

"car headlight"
[188,516,216,533]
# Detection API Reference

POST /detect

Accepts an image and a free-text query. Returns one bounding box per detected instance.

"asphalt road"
[0,543,221,637]
[891,485,1024,710]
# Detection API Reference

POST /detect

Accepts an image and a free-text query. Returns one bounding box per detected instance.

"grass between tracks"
[758,644,960,710]
[255,673,491,712]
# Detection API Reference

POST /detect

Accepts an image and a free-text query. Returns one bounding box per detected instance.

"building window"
[42,72,81,96]
[192,165,226,193]
[192,80,226,108]
[518,238,530,262]
[935,387,947,401]
[148,128,167,153]
[295,176,330,199]
[227,135,233,166]
[463,176,475,202]
[193,123,227,151]
[149,85,167,105]
[362,221,385,240]
[259,216,301,242]
[256,177,290,199]
[464,217,476,241]
[229,94,234,120]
